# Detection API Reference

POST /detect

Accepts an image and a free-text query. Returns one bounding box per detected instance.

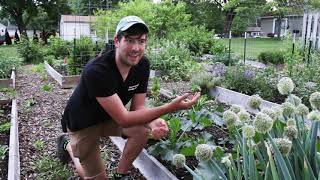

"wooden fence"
[302,11,320,50]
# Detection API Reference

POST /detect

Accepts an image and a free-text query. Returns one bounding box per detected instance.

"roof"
[61,15,96,23]
[6,25,18,30]
[260,14,303,19]
[246,27,261,32]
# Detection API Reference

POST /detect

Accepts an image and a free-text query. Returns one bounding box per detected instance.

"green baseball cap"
[115,16,149,35]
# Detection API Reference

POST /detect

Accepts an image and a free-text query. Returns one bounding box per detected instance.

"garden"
[0,0,320,179]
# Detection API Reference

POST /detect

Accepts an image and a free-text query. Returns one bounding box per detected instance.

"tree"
[4,28,12,45]
[68,0,120,15]
[14,30,20,42]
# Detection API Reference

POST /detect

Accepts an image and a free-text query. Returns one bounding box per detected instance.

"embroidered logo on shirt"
[128,84,139,91]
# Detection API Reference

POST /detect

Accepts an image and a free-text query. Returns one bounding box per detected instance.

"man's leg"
[116,126,150,174]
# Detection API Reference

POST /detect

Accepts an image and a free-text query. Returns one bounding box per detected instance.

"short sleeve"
[83,65,116,98]
[135,58,150,93]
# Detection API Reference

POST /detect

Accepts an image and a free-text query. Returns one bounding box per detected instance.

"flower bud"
[284,126,298,140]
[295,104,309,116]
[285,94,301,106]
[277,77,294,95]
[273,138,292,156]
[172,154,186,168]
[253,112,274,134]
[307,110,320,122]
[221,154,232,167]
[248,95,262,109]
[230,105,243,114]
[281,102,295,117]
[195,144,213,162]
[237,110,251,122]
[242,125,255,139]
[223,110,238,127]
[286,118,296,126]
[261,108,277,120]
[309,92,320,110]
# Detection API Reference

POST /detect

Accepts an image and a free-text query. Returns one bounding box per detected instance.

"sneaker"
[56,134,71,164]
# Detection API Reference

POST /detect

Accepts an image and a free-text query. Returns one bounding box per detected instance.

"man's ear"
[114,36,119,48]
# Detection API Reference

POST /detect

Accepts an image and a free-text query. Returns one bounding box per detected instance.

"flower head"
[195,144,213,162]
[309,92,320,110]
[284,126,298,140]
[230,104,243,114]
[172,154,186,168]
[307,110,320,121]
[237,110,251,122]
[221,154,232,167]
[277,77,295,95]
[285,94,301,106]
[286,118,296,126]
[295,104,309,116]
[223,110,238,127]
[211,62,226,77]
[261,108,277,120]
[248,95,262,109]
[273,138,292,156]
[242,125,255,139]
[253,112,274,134]
[281,102,296,117]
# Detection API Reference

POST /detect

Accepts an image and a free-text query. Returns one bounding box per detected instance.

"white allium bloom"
[230,105,243,114]
[281,102,296,117]
[223,110,238,127]
[284,125,298,140]
[307,110,320,122]
[248,95,262,109]
[242,125,255,139]
[261,108,277,120]
[286,118,296,126]
[277,77,295,95]
[295,104,309,116]
[253,112,274,134]
[172,154,186,168]
[237,110,251,122]
[309,92,320,110]
[195,144,213,162]
[285,94,302,106]
[273,138,292,156]
[221,154,232,167]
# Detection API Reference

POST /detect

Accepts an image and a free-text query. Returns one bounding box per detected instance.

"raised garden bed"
[0,69,16,90]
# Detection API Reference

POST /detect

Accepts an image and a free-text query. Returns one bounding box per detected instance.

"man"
[57,15,200,180]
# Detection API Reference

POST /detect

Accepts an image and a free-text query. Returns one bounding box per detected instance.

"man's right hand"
[168,92,201,111]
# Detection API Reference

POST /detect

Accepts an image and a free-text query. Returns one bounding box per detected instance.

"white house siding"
[261,15,303,37]
[261,18,274,36]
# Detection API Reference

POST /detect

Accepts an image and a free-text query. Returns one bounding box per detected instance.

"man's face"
[115,34,147,67]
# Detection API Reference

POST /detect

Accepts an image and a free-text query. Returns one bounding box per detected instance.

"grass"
[0,45,19,58]
[218,38,291,60]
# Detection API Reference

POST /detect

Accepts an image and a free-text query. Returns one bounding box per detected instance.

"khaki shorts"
[68,120,122,177]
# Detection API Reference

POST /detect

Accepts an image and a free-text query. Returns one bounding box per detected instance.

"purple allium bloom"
[211,62,226,77]
[244,69,255,80]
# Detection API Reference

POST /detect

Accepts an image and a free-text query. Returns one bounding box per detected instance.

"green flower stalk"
[223,110,238,127]
[248,95,262,109]
[272,138,292,156]
[277,77,295,95]
[242,125,255,139]
[281,102,296,117]
[295,104,309,116]
[172,154,186,168]
[284,125,298,140]
[195,144,213,162]
[261,108,277,120]
[285,94,301,106]
[307,110,320,122]
[237,110,251,122]
[286,118,296,126]
[253,112,274,134]
[309,92,320,110]
[221,154,232,167]
[230,104,243,114]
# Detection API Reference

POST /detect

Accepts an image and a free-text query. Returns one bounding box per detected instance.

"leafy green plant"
[150,77,161,106]
[0,122,10,133]
[42,84,52,91]
[258,51,285,64]
[34,156,72,179]
[17,36,44,63]
[0,88,17,99]
[31,63,47,78]
[24,98,36,108]
[0,145,8,160]
[46,35,70,59]
[34,140,44,151]
[0,55,21,79]
[191,72,221,94]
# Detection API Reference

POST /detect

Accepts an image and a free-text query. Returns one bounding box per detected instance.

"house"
[246,27,261,37]
[0,23,6,36]
[260,14,303,37]
[59,15,98,41]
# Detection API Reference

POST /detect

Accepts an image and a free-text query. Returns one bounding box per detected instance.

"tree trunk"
[276,17,282,39]
[13,14,27,38]
[223,9,236,37]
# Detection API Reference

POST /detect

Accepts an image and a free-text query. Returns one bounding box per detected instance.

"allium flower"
[273,138,292,156]
[223,110,238,127]
[172,154,186,168]
[295,104,309,116]
[307,110,320,121]
[211,62,226,77]
[248,95,262,109]
[277,77,295,95]
[261,108,277,120]
[230,104,243,114]
[284,126,298,139]
[285,94,301,106]
[286,118,296,126]
[309,92,320,110]
[281,102,296,117]
[221,154,232,167]
[242,125,255,138]
[237,110,251,122]
[244,69,255,80]
[253,112,274,134]
[195,144,213,162]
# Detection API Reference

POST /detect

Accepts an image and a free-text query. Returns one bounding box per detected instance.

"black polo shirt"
[61,50,150,132]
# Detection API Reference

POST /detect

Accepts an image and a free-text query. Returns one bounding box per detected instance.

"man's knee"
[122,125,150,139]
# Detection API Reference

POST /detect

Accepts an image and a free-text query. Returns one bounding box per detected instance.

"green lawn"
[0,45,19,58]
[218,38,291,60]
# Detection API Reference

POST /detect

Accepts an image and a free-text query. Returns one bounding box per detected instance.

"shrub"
[17,37,44,63]
[258,51,285,64]
[47,36,70,58]
[0,55,21,79]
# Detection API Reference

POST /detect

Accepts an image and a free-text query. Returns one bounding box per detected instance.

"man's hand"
[148,118,168,140]
[168,92,201,111]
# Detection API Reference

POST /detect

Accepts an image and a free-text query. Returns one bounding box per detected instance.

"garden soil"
[16,65,145,179]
